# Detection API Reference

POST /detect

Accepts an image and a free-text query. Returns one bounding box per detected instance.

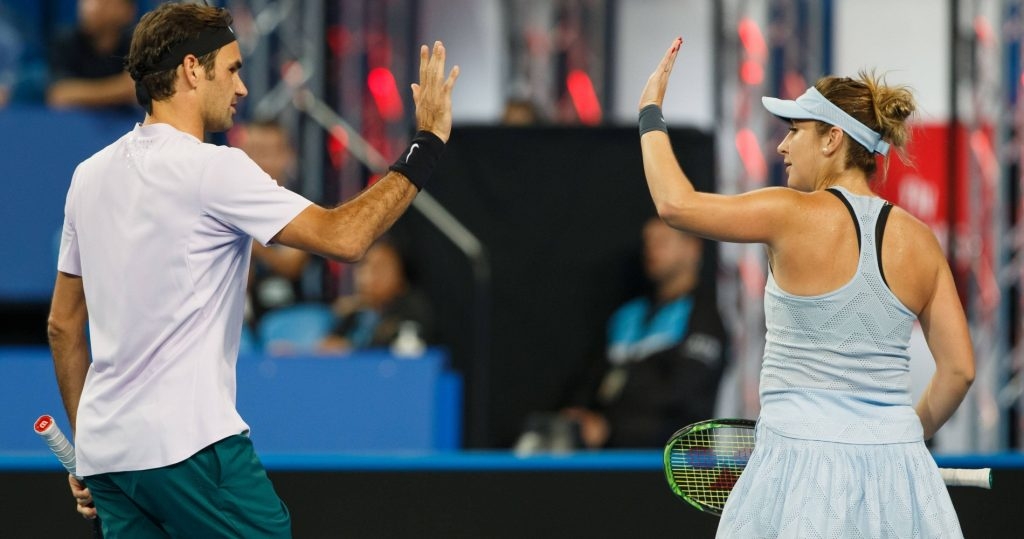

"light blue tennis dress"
[717,187,963,538]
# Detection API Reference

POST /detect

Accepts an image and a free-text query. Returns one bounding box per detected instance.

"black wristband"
[639,104,668,135]
[389,131,445,191]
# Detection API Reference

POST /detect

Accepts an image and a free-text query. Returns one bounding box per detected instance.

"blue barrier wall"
[0,346,462,456]
[0,106,138,301]
[3,347,1020,537]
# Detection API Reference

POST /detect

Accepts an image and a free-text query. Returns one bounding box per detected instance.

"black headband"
[131,25,237,80]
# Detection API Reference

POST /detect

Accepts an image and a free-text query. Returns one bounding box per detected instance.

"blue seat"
[239,323,259,356]
[257,303,336,355]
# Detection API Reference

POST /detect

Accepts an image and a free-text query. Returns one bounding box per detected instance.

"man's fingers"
[77,503,97,519]
[430,41,446,84]
[444,65,460,92]
[417,41,448,90]
[76,494,97,519]
[418,44,429,86]
[432,41,444,65]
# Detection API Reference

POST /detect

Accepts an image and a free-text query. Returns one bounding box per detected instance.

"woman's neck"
[816,171,873,196]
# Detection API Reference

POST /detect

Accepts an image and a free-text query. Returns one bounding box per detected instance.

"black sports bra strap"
[825,188,861,251]
[875,202,894,288]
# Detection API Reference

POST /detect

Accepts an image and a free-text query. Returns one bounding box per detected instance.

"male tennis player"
[46,3,458,537]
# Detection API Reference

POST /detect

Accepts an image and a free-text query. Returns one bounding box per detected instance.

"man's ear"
[182,54,201,88]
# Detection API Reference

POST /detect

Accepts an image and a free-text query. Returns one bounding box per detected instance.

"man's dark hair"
[124,3,233,113]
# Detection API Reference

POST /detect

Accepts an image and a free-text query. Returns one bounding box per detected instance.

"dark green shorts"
[86,434,291,538]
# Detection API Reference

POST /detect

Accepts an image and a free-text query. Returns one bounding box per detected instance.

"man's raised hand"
[411,41,460,143]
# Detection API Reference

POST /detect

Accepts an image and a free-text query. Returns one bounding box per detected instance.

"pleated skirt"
[716,423,963,538]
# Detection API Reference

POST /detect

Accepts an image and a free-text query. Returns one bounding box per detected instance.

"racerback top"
[759,186,923,444]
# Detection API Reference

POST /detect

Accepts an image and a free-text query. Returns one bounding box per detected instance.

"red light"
[367,67,404,121]
[735,128,767,181]
[969,130,997,186]
[737,18,767,59]
[326,26,352,56]
[327,126,349,169]
[974,16,993,46]
[566,69,602,125]
[740,60,763,85]
[782,72,807,99]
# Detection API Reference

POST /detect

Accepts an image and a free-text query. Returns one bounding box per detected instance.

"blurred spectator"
[319,237,435,354]
[501,97,543,125]
[517,217,729,451]
[47,0,137,109]
[0,6,21,107]
[232,119,315,326]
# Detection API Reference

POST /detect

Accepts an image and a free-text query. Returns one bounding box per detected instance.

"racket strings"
[668,426,755,513]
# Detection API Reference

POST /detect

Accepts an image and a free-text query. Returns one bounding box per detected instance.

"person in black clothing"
[0,7,21,107]
[236,119,316,325]
[537,217,729,449]
[319,237,434,352]
[47,0,136,108]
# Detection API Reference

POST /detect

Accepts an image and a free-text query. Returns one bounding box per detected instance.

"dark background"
[390,125,717,448]
[5,466,1013,538]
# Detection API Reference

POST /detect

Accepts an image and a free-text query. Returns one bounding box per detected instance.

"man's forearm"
[335,172,418,237]
[272,172,419,263]
[48,327,91,433]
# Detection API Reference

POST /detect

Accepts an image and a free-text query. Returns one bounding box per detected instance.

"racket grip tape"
[939,467,992,489]
[34,414,79,478]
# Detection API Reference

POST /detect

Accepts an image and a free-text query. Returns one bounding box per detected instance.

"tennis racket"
[664,418,993,516]
[34,414,103,539]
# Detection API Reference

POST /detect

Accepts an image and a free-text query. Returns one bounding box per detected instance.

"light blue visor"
[762,87,890,156]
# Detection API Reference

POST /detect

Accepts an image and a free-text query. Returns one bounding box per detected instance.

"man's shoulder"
[140,127,242,161]
[76,129,134,168]
[201,143,261,173]
[77,128,229,172]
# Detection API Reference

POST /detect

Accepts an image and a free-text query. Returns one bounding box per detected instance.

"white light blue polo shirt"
[57,122,311,476]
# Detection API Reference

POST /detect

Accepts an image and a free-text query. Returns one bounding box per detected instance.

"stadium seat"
[239,323,259,356]
[257,303,336,355]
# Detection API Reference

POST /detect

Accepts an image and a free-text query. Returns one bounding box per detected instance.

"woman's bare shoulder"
[885,205,944,255]
[882,204,947,312]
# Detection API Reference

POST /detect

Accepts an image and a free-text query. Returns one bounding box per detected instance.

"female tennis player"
[639,38,975,537]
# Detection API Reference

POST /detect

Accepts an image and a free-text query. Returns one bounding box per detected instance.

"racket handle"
[34,415,104,538]
[939,467,992,489]
[34,414,79,478]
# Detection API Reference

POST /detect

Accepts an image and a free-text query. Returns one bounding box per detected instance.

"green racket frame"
[663,418,756,516]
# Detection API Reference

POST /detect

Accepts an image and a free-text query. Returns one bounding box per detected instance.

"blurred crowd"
[0,0,150,110]
[4,0,734,451]
[0,0,441,357]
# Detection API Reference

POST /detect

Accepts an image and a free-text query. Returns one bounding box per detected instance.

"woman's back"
[768,186,942,318]
[761,186,923,443]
